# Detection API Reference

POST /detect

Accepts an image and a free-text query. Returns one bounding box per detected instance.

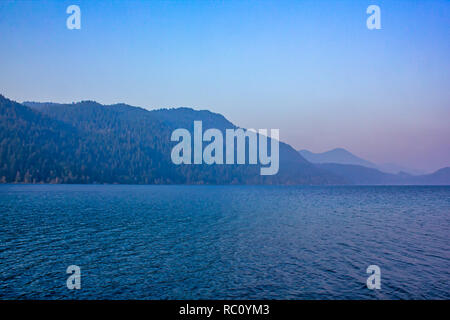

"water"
[0,184,449,300]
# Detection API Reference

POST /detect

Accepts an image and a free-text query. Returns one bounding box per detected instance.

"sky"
[0,0,449,172]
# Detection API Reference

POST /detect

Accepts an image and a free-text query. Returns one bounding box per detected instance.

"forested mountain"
[0,96,86,183]
[2,95,448,185]
[1,95,345,184]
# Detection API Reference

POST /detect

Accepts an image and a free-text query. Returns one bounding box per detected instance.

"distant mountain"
[317,163,450,185]
[299,148,425,175]
[299,148,377,168]
[376,162,426,175]
[0,95,345,185]
[410,167,450,185]
[317,163,404,185]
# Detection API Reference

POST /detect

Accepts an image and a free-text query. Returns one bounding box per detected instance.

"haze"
[0,0,448,172]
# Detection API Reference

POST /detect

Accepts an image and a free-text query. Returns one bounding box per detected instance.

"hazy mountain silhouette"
[1,95,345,185]
[299,148,425,175]
[410,167,450,185]
[376,162,426,175]
[299,148,377,168]
[317,163,450,185]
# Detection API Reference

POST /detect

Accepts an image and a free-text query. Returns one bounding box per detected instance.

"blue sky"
[0,0,449,172]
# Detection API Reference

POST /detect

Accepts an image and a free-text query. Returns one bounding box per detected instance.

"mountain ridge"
[1,95,344,185]
[299,148,426,175]
[2,95,448,185]
[299,148,377,168]
[317,163,450,185]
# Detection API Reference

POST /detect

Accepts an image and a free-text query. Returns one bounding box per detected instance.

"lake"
[0,184,449,299]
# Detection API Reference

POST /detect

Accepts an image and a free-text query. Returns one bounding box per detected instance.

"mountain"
[317,163,450,185]
[3,95,448,185]
[0,95,345,185]
[299,148,377,168]
[0,95,87,183]
[376,162,426,175]
[299,148,425,175]
[317,163,404,185]
[410,167,450,185]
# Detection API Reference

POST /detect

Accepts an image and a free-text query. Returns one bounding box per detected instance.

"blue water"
[0,184,449,299]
